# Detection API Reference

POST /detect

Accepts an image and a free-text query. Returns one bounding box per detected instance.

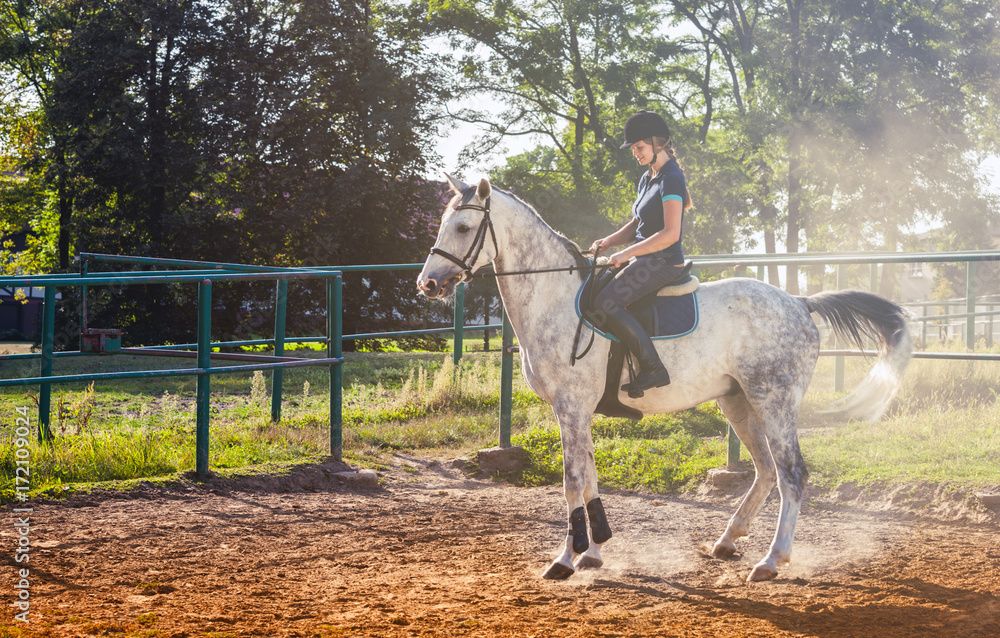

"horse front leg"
[541,404,612,580]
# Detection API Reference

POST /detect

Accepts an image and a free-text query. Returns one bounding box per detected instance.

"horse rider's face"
[631,140,655,166]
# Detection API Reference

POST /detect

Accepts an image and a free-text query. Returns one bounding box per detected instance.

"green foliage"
[1,0,451,347]
[802,400,1000,487]
[424,0,1000,272]
[593,435,725,492]
[591,404,728,440]
[510,425,563,486]
[0,170,58,275]
[512,422,727,491]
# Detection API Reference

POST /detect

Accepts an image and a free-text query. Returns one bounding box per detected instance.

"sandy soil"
[2,455,999,638]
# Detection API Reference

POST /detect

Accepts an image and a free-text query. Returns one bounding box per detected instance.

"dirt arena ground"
[2,455,999,638]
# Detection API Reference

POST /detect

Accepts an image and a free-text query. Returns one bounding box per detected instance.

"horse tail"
[803,290,913,422]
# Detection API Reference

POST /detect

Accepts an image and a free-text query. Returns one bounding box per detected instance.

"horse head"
[417,174,498,299]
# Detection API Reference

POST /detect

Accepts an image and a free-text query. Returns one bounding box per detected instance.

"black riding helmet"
[620,110,671,149]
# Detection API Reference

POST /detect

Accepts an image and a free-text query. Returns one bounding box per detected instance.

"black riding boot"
[601,305,670,396]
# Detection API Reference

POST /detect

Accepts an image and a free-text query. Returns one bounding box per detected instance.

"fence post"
[196,279,212,477]
[38,286,55,443]
[921,305,928,349]
[943,302,948,342]
[271,279,288,422]
[834,264,847,393]
[80,258,89,348]
[868,263,880,349]
[726,425,741,469]
[989,304,994,348]
[499,305,513,448]
[328,275,343,461]
[966,261,977,350]
[453,282,465,365]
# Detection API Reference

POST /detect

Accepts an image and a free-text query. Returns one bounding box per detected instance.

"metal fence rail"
[5,249,1000,477]
[0,267,344,476]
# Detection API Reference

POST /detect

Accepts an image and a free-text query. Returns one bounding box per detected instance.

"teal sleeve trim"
[662,194,684,202]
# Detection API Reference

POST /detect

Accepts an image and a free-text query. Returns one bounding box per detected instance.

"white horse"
[417,176,911,582]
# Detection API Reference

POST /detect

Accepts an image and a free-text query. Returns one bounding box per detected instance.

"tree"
[417,0,767,254]
[4,0,452,348]
[45,0,216,258]
[420,0,1000,293]
[670,0,1000,292]
[0,0,78,269]
[195,0,450,347]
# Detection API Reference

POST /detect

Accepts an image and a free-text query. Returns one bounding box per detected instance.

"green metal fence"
[4,249,1000,476]
[1,266,345,476]
[0,253,504,478]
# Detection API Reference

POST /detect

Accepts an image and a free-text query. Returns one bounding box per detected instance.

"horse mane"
[495,186,590,281]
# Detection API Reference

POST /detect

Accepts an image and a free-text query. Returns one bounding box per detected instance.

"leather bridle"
[429,194,498,282]
[428,190,602,281]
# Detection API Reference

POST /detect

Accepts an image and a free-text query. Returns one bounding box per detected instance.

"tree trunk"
[785,134,802,295]
[764,227,779,286]
[880,224,898,298]
[55,144,73,270]
[146,36,173,249]
[784,0,804,296]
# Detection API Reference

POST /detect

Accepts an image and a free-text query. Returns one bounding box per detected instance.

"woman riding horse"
[589,111,693,395]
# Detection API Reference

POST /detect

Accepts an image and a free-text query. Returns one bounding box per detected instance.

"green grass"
[797,344,1000,488]
[513,419,728,491]
[3,339,1000,501]
[802,403,1000,486]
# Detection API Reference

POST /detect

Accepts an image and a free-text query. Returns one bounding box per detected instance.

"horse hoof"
[541,562,575,580]
[575,555,604,570]
[747,564,778,582]
[710,541,737,560]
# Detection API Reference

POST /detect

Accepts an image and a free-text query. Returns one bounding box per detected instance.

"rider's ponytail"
[650,136,693,210]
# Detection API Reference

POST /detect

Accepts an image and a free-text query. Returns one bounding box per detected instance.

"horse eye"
[456,223,471,234]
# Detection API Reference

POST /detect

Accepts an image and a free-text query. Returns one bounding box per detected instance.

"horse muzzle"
[416,272,462,299]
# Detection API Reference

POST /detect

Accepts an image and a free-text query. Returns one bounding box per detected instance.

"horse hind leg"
[748,432,808,582]
[710,391,778,560]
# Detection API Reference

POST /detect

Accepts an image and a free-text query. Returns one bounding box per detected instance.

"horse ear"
[477,177,491,201]
[444,173,467,194]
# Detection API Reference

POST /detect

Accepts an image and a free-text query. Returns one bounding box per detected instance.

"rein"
[475,263,604,278]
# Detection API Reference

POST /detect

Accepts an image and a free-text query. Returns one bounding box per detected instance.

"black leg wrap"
[587,498,613,545]
[570,506,589,554]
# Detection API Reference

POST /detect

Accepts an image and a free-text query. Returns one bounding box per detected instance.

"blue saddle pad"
[575,284,699,341]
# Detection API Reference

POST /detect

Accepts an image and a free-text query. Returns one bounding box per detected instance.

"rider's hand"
[590,238,606,254]
[609,251,629,267]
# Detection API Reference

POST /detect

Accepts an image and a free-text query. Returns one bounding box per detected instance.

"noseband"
[429,194,498,281]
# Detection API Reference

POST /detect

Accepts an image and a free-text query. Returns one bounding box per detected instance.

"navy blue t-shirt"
[631,159,686,265]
